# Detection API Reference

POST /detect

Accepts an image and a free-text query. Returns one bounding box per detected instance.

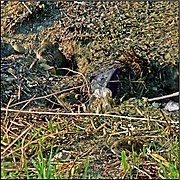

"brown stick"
[1,107,178,123]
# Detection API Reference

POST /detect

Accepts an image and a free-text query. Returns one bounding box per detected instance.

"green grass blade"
[49,120,54,134]
[24,158,30,179]
[83,156,90,179]
[121,150,128,172]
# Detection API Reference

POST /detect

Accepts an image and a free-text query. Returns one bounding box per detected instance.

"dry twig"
[21,2,32,14]
[148,92,179,102]
[1,107,179,124]
[1,125,32,156]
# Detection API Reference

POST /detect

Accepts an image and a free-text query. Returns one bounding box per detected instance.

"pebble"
[7,67,16,75]
[152,102,160,108]
[12,43,26,54]
[164,100,179,112]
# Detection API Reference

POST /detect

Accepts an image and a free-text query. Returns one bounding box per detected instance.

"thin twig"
[1,107,179,124]
[5,95,36,136]
[59,68,91,95]
[9,85,83,107]
[1,125,32,156]
[4,97,14,122]
[74,1,86,5]
[13,95,36,121]
[21,2,32,14]
[148,92,179,102]
[1,130,73,160]
[133,165,152,179]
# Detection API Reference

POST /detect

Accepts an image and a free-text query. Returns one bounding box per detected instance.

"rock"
[90,68,121,98]
[36,40,70,75]
[39,63,56,74]
[164,100,179,112]
[12,43,26,54]
[164,53,171,60]
[87,87,114,113]
[1,42,14,57]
